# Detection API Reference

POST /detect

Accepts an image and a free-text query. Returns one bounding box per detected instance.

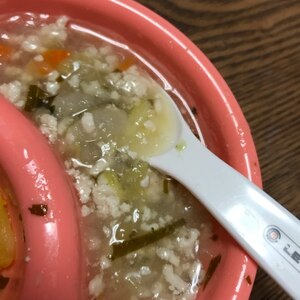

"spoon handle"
[149,122,300,299]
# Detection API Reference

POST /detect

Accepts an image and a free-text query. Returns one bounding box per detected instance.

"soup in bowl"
[0,1,261,299]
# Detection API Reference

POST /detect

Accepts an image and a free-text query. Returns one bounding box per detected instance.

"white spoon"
[147,92,300,299]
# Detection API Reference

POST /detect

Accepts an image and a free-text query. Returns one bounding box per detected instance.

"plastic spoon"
[147,92,300,299]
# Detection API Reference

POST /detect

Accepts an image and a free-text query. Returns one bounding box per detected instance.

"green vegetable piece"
[163,177,171,194]
[120,160,149,200]
[25,85,55,112]
[202,254,222,290]
[123,99,153,150]
[103,170,122,197]
[175,140,186,152]
[111,218,186,260]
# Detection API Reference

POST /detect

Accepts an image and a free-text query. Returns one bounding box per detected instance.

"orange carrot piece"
[117,56,135,71]
[27,49,71,76]
[42,49,71,69]
[0,44,13,61]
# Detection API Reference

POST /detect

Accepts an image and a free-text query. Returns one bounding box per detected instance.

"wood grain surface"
[136,1,300,299]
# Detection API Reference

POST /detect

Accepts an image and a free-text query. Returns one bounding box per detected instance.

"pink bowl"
[0,0,262,299]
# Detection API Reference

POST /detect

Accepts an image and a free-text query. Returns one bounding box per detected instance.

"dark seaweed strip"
[25,85,55,112]
[202,254,222,290]
[28,204,48,216]
[111,218,186,260]
[0,276,9,289]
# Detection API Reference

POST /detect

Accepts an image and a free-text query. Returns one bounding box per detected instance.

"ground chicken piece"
[88,274,104,298]
[0,80,24,108]
[39,114,58,143]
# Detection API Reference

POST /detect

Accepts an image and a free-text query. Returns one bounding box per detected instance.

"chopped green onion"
[111,218,186,260]
[202,254,222,290]
[25,85,56,113]
[163,177,171,194]
[175,140,186,152]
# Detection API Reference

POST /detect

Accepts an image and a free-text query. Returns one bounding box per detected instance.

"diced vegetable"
[103,160,149,201]
[103,170,123,197]
[0,195,15,270]
[111,218,186,260]
[92,106,128,139]
[66,106,127,143]
[77,142,102,165]
[175,141,186,152]
[42,49,71,69]
[117,56,135,71]
[123,99,153,151]
[202,254,222,289]
[163,177,171,194]
[25,85,55,112]
[0,44,12,61]
[53,91,97,119]
[103,157,149,199]
[120,160,149,200]
[27,49,71,76]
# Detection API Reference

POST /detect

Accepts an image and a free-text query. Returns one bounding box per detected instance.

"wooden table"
[137,1,300,299]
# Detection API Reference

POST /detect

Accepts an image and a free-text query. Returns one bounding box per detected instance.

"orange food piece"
[0,44,13,61]
[28,49,71,76]
[118,56,135,71]
[0,194,15,270]
[42,49,71,69]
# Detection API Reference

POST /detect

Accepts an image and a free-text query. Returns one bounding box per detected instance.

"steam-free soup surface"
[0,14,215,299]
